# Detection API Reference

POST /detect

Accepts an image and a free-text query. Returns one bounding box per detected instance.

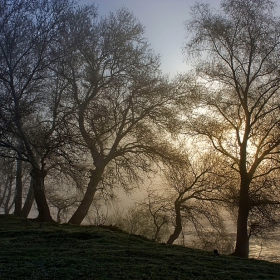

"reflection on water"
[178,230,280,263]
[250,235,280,263]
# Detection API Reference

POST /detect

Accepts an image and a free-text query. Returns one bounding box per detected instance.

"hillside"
[0,215,280,279]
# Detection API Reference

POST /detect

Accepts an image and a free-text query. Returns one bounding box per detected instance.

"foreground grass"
[0,216,280,279]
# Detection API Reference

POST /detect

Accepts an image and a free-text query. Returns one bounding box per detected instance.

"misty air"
[0,0,280,279]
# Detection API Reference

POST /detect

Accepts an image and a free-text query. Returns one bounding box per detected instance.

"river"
[250,233,280,263]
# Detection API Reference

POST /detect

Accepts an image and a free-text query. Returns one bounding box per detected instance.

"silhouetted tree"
[164,153,225,245]
[112,200,170,241]
[58,8,181,224]
[0,0,78,222]
[134,188,169,242]
[185,0,280,257]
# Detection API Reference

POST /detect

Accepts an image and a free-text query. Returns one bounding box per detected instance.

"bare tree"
[134,188,169,242]
[145,191,169,242]
[57,8,181,225]
[0,0,80,222]
[185,0,280,257]
[111,201,169,241]
[164,153,226,245]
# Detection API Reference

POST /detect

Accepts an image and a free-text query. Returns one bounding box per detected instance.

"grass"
[0,215,280,279]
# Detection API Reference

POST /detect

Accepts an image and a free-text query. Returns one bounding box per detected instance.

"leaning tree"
[160,151,227,246]
[57,7,182,225]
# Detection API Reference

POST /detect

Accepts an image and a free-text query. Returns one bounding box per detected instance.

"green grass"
[0,215,280,279]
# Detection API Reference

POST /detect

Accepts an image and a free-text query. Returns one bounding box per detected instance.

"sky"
[80,0,221,78]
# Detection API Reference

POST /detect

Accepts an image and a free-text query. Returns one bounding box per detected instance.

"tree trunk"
[4,173,14,214]
[21,177,35,218]
[31,169,54,223]
[232,178,250,258]
[14,159,23,216]
[167,202,182,244]
[154,227,161,242]
[68,169,102,225]
[56,208,62,224]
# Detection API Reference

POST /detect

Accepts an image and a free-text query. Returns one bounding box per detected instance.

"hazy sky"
[80,0,221,77]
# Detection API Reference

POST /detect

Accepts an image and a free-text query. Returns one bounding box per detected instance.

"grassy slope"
[0,216,280,279]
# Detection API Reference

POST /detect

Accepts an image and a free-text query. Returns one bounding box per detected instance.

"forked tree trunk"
[232,178,250,258]
[68,168,102,225]
[31,169,54,223]
[21,177,35,218]
[167,202,182,244]
[14,158,23,216]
